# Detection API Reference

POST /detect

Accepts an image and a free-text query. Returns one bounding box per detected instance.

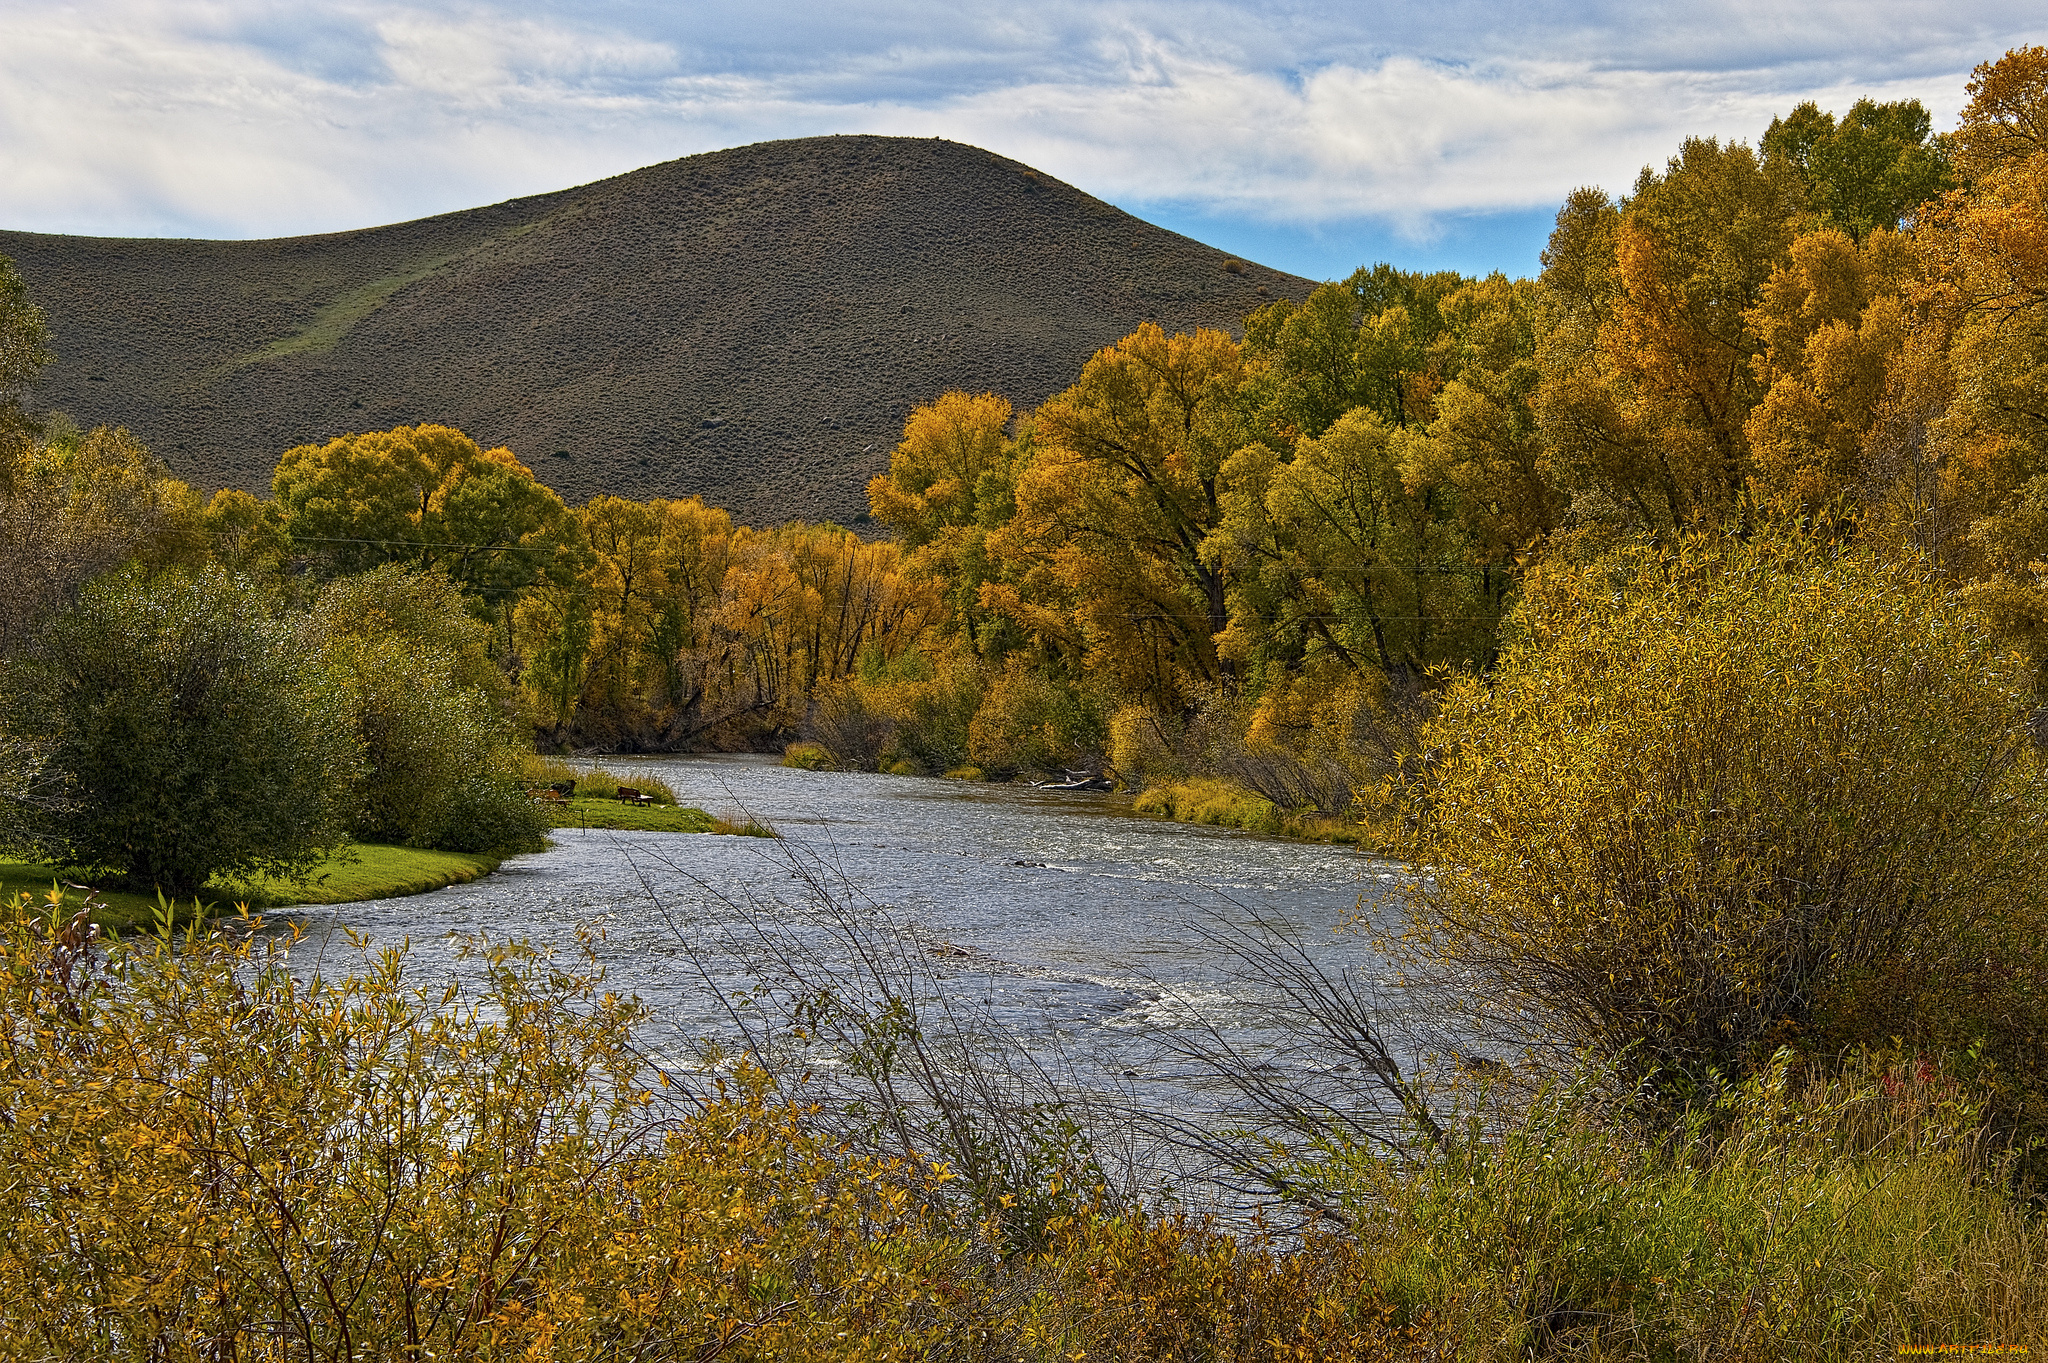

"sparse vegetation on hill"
[0,136,1307,526]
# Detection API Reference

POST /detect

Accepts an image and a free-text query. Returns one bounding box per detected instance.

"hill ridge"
[2,135,1313,524]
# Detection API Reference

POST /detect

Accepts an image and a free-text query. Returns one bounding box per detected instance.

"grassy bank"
[224,844,503,907]
[1132,776,1397,850]
[5,793,754,932]
[2,843,503,932]
[547,797,716,833]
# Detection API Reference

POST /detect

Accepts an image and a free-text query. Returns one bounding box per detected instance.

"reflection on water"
[280,755,1411,1117]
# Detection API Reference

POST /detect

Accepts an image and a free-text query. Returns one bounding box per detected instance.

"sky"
[1,2,2043,281]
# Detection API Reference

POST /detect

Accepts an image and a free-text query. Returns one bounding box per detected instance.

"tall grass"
[1339,1052,2048,1359]
[517,752,679,805]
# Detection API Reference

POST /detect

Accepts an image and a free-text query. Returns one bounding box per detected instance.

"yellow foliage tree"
[1405,532,2048,1093]
[1536,140,1804,534]
[984,324,1248,711]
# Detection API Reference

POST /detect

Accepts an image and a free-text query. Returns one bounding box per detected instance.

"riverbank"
[1129,777,1399,852]
[2,844,503,933]
[2,800,745,931]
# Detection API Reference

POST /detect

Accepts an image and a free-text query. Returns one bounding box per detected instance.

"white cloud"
[0,0,2041,250]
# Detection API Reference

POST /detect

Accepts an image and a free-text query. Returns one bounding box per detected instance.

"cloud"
[0,0,2042,257]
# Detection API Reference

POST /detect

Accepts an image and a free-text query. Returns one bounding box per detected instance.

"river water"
[279,755,1415,1153]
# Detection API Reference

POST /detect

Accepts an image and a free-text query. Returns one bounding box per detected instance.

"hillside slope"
[1,136,1312,524]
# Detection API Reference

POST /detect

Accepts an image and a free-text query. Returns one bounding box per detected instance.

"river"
[279,755,1418,1188]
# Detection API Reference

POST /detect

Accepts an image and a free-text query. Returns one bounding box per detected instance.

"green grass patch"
[3,843,503,932]
[546,798,714,833]
[1,861,203,933]
[233,218,551,368]
[223,844,502,907]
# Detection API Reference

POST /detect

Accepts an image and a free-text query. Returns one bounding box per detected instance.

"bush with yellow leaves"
[0,889,999,1360]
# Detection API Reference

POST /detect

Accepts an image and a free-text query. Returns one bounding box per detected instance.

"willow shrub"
[0,890,998,1360]
[1403,534,2048,1098]
[0,887,1436,1361]
[3,565,360,895]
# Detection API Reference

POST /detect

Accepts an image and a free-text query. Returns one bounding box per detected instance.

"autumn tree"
[1536,140,1804,535]
[0,422,207,656]
[1742,226,1920,517]
[1950,44,2048,179]
[868,390,1014,550]
[1918,47,2048,684]
[983,324,1249,711]
[867,390,1022,657]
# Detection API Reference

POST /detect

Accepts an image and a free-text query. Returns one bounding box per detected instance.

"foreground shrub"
[0,891,995,1359]
[1019,1213,1418,1361]
[1405,534,2048,1097]
[2,565,360,894]
[5,883,2045,1361]
[1337,1053,2048,1359]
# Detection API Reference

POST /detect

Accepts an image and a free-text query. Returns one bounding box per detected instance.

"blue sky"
[1,2,2042,280]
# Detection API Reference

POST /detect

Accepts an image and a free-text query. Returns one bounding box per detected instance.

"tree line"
[9,64,2042,803]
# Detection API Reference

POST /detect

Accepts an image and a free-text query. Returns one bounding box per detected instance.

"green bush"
[966,655,1112,778]
[2,565,361,895]
[307,569,542,854]
[412,766,547,856]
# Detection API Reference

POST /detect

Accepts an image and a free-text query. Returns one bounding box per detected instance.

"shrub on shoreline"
[1404,535,2048,1106]
[2,565,360,895]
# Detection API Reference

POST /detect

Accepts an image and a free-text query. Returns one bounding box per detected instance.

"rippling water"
[280,755,1411,1119]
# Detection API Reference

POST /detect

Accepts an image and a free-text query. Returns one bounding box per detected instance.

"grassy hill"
[1,136,1312,525]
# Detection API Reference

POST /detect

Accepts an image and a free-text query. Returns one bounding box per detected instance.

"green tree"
[1212,409,1484,678]
[0,251,51,460]
[1241,265,1469,440]
[6,567,361,895]
[1763,98,1953,238]
[303,567,543,853]
[271,424,574,605]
